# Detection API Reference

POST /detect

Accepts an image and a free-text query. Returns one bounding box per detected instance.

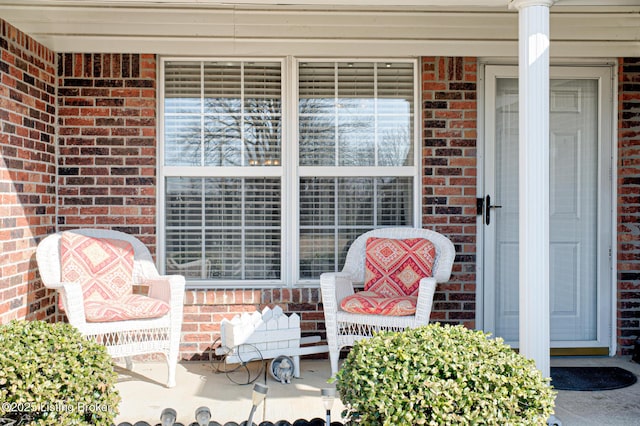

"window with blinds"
[298,61,416,279]
[161,58,417,286]
[165,61,282,167]
[163,60,283,282]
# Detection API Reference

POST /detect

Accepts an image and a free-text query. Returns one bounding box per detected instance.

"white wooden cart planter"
[215,306,328,383]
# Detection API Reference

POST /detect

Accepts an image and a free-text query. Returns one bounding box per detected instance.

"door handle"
[485,195,502,226]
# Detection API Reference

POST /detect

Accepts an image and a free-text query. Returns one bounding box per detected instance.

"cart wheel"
[210,339,264,385]
[210,338,235,375]
[225,343,264,385]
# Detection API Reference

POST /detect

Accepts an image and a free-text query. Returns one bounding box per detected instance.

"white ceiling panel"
[0,0,638,57]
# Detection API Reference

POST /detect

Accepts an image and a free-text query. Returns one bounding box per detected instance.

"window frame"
[158,56,421,288]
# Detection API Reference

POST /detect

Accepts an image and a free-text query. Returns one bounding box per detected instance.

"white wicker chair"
[36,228,185,388]
[320,227,455,376]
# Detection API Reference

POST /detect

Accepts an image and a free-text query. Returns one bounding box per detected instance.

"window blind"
[165,61,282,167]
[165,177,281,280]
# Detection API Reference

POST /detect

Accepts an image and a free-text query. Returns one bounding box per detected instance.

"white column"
[509,0,555,378]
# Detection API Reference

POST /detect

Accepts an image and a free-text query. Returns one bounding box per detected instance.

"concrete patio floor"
[115,356,640,426]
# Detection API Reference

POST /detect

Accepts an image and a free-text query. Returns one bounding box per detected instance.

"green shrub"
[335,323,556,426]
[0,320,120,425]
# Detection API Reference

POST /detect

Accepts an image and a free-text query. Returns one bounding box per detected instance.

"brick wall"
[56,53,157,249]
[0,20,57,323]
[421,57,477,328]
[618,57,640,355]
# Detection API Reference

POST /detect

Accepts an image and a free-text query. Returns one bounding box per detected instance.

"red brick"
[199,323,220,332]
[422,57,478,327]
[183,313,213,323]
[56,53,157,246]
[617,58,640,355]
[183,333,213,343]
[0,19,57,324]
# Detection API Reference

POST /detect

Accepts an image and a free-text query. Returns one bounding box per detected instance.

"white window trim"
[157,56,422,288]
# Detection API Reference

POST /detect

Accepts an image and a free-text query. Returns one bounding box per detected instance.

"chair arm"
[57,282,88,328]
[320,272,355,308]
[414,277,437,325]
[144,275,186,305]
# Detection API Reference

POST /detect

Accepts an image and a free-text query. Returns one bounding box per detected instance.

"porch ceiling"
[0,0,638,57]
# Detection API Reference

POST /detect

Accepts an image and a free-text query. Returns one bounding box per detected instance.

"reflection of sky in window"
[338,115,374,166]
[378,114,412,166]
[337,98,374,113]
[165,97,200,114]
[164,115,201,166]
[298,97,411,114]
[378,98,412,115]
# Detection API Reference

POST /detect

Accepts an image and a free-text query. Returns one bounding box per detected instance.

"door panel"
[483,65,612,349]
[549,80,599,341]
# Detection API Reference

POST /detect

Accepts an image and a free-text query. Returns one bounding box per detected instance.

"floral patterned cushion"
[61,232,135,302]
[364,237,436,297]
[340,291,417,316]
[60,232,168,322]
[84,294,170,322]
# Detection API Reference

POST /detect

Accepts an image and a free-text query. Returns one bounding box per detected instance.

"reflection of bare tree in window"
[338,115,375,167]
[198,97,282,166]
[299,104,376,166]
[203,106,241,166]
[244,97,282,166]
[298,98,336,166]
[169,61,282,167]
[299,104,412,167]
[379,126,412,167]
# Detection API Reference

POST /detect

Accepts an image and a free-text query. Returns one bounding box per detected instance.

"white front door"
[483,65,613,350]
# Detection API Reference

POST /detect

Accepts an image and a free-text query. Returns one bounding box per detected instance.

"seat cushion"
[364,237,436,297]
[60,232,135,302]
[84,294,170,322]
[340,291,417,316]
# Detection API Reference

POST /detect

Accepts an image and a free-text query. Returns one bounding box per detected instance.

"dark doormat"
[550,366,638,391]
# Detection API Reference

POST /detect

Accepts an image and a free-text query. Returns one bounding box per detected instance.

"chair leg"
[166,339,179,388]
[293,355,301,378]
[329,348,340,377]
[166,358,176,388]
